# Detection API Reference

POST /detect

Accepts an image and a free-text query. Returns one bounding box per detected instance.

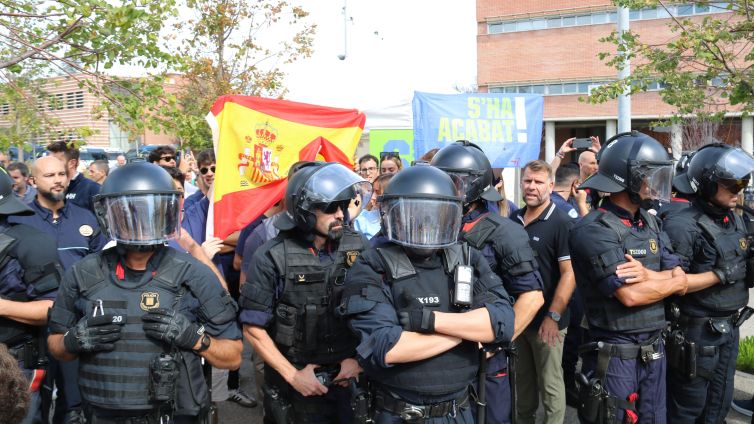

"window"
[576,14,591,25]
[65,91,84,109]
[629,9,641,20]
[547,17,562,28]
[531,85,545,94]
[518,86,531,93]
[503,21,516,32]
[563,83,578,94]
[48,94,64,111]
[694,4,710,13]
[548,84,563,95]
[677,4,694,15]
[0,104,9,115]
[641,8,657,19]
[503,86,517,93]
[489,23,503,34]
[608,12,618,22]
[562,16,576,27]
[531,19,547,30]
[517,20,533,31]
[592,13,608,24]
[578,82,591,93]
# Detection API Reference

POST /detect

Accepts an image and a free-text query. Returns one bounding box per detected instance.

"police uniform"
[48,246,241,423]
[65,173,101,212]
[339,239,514,424]
[570,198,679,423]
[663,201,751,422]
[460,206,543,424]
[238,228,367,423]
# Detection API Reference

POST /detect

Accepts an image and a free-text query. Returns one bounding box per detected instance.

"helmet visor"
[635,164,673,203]
[381,198,462,248]
[446,171,482,202]
[716,149,754,180]
[96,194,181,245]
[300,164,373,213]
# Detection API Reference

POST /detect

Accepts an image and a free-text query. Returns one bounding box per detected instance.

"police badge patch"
[346,251,360,267]
[649,239,658,254]
[140,292,160,311]
[741,238,748,250]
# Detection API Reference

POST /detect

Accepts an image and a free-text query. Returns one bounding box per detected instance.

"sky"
[281,0,477,112]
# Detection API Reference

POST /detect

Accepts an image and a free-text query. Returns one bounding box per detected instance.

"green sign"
[369,129,414,168]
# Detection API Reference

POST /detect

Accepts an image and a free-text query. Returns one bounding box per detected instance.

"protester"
[7,162,36,204]
[87,159,109,184]
[45,141,100,212]
[379,152,403,174]
[357,154,379,183]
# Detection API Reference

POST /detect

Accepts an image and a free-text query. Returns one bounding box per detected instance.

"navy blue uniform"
[569,199,680,423]
[9,199,107,270]
[65,173,100,212]
[340,240,514,423]
[663,201,749,423]
[461,206,543,424]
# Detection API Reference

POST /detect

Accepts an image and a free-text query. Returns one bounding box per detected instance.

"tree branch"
[0,15,84,69]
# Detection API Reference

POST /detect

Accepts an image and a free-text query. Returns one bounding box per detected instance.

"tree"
[164,0,316,149]
[588,1,754,122]
[0,1,181,147]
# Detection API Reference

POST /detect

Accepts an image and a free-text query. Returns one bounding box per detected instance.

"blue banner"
[412,92,544,168]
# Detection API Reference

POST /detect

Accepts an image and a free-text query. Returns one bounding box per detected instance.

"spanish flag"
[207,95,366,239]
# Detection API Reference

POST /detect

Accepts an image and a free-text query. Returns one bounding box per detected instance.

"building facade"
[475,1,750,160]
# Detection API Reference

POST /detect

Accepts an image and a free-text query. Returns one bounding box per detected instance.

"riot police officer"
[431,140,544,424]
[238,161,372,423]
[47,162,243,424]
[0,168,62,423]
[338,164,515,423]
[662,143,754,423]
[568,131,687,423]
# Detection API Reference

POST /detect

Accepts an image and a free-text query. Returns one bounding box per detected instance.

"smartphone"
[573,138,592,150]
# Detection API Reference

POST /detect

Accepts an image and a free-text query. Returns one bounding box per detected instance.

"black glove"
[141,308,205,350]
[398,309,435,333]
[63,314,124,353]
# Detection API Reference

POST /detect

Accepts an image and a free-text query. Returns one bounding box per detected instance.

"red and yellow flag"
[206,95,366,239]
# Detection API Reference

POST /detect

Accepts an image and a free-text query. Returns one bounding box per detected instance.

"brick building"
[0,73,180,152]
[475,1,749,160]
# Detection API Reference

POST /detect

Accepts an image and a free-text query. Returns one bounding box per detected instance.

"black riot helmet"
[672,150,696,194]
[93,162,181,245]
[0,168,32,216]
[580,131,673,207]
[744,185,754,210]
[275,162,372,233]
[380,164,463,248]
[682,143,754,200]
[430,140,502,204]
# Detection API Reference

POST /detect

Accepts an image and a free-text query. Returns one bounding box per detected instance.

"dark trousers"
[48,357,82,423]
[667,321,739,424]
[217,252,242,392]
[471,352,511,424]
[581,340,667,423]
[265,369,353,424]
[562,288,584,388]
[374,406,474,424]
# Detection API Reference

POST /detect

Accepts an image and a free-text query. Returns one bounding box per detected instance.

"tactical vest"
[460,212,537,278]
[372,244,479,395]
[72,248,191,411]
[582,210,666,333]
[682,212,749,314]
[0,224,61,346]
[267,230,365,366]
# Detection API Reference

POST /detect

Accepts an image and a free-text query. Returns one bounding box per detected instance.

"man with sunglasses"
[239,162,372,423]
[147,145,178,168]
[662,143,754,423]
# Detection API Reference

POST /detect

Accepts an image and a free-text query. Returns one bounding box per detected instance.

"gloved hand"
[141,308,204,350]
[63,314,124,353]
[398,309,435,333]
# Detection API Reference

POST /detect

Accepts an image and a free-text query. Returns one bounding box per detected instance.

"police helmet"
[380,164,463,248]
[430,140,502,203]
[744,185,754,210]
[0,168,33,216]
[93,162,181,245]
[580,131,673,204]
[682,143,754,199]
[672,150,696,194]
[275,162,372,232]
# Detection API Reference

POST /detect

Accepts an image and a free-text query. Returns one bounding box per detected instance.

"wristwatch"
[194,334,211,353]
[546,311,561,323]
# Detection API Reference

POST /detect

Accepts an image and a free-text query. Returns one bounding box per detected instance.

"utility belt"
[575,332,663,424]
[7,337,47,369]
[665,307,754,380]
[373,389,469,423]
[85,408,172,424]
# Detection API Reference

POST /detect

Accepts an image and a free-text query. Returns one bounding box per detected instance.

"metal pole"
[338,0,348,60]
[617,6,631,133]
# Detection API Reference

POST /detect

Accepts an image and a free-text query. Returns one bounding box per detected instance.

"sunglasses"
[380,152,400,162]
[160,156,176,162]
[200,166,216,175]
[322,200,351,214]
[719,178,749,193]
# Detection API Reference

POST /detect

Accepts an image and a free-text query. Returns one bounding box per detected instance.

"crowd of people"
[1,131,754,424]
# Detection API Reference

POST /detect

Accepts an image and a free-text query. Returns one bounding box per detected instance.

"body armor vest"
[267,230,365,365]
[0,224,60,346]
[583,210,666,333]
[72,248,190,411]
[682,212,749,314]
[372,244,479,395]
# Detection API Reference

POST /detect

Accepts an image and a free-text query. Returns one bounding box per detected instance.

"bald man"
[10,156,108,422]
[577,150,598,183]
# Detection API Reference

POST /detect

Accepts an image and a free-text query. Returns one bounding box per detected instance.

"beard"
[327,219,344,241]
[40,188,65,202]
